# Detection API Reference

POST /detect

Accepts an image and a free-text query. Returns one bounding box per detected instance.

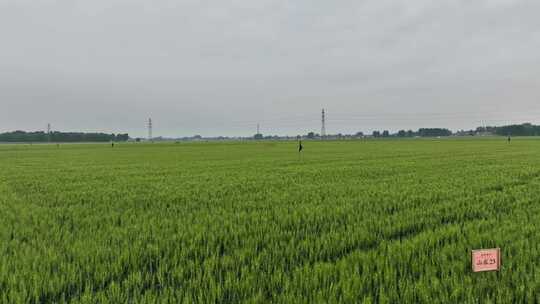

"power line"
[146,108,540,137]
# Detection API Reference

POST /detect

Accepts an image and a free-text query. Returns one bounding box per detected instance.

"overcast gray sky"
[2,0,540,137]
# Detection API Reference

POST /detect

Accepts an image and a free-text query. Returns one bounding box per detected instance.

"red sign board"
[471,248,501,272]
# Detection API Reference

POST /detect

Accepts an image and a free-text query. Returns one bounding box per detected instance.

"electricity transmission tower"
[148,118,153,142]
[321,109,326,139]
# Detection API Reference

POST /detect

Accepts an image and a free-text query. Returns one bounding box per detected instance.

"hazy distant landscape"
[2,122,540,143]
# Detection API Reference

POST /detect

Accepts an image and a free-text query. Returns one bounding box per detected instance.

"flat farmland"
[1,138,540,303]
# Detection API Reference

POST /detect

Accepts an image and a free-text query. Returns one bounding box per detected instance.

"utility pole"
[47,123,51,143]
[148,118,153,142]
[321,109,326,139]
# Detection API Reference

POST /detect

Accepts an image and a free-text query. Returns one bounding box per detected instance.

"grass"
[1,138,540,303]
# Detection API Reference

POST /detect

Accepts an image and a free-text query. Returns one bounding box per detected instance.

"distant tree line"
[417,128,452,137]
[477,123,540,136]
[0,131,129,142]
[372,128,452,138]
[265,128,454,140]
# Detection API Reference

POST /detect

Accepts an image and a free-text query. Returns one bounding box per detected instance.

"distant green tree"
[115,133,129,141]
[417,128,452,137]
[382,130,390,137]
[493,123,540,136]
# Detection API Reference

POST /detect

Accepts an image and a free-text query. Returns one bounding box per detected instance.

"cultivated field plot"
[1,138,540,303]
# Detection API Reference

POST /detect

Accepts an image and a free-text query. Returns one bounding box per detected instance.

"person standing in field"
[298,140,303,161]
[508,135,511,143]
